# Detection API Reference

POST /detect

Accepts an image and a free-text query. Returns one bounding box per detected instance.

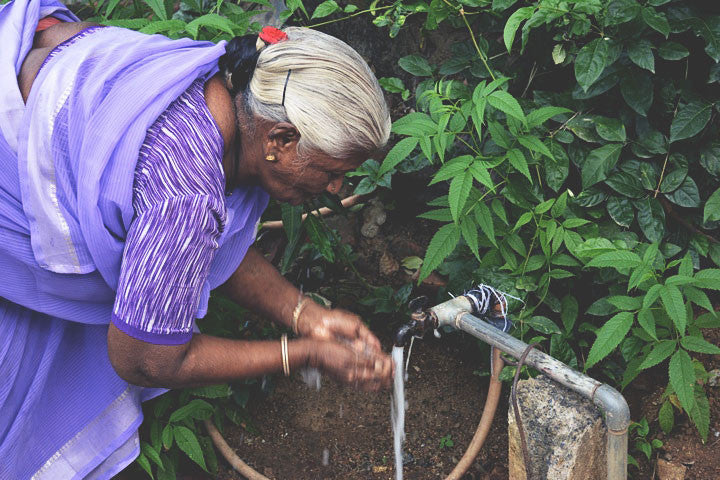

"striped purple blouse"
[110,79,228,345]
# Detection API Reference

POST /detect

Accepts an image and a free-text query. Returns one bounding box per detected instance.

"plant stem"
[459,8,496,81]
[308,5,394,28]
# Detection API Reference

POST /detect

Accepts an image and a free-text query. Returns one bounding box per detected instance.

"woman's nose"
[326,176,343,194]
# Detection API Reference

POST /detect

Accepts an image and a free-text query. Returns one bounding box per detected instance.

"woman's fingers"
[316,340,392,390]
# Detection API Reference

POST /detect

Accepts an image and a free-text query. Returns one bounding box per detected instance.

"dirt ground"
[218,333,509,480]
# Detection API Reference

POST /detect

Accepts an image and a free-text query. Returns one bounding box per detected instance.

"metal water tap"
[393,296,438,347]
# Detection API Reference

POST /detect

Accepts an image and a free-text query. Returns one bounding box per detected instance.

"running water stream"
[391,346,405,480]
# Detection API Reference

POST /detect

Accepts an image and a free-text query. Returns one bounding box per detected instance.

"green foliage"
[439,434,455,449]
[628,417,663,467]
[370,0,720,440]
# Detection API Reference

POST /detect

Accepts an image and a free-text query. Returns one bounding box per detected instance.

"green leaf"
[628,39,655,73]
[162,424,174,450]
[670,101,712,143]
[634,197,665,243]
[607,0,640,25]
[607,295,642,311]
[169,399,213,423]
[459,217,480,260]
[561,294,579,332]
[693,269,720,290]
[658,41,689,60]
[474,202,496,246]
[526,106,570,128]
[586,311,634,367]
[281,203,303,245]
[418,223,460,282]
[431,156,473,184]
[668,349,696,413]
[398,55,433,77]
[503,6,535,52]
[605,172,645,198]
[526,316,561,334]
[683,286,713,313]
[581,143,623,189]
[658,400,674,434]
[311,0,339,19]
[142,442,164,470]
[703,187,720,222]
[379,77,406,94]
[187,384,232,399]
[517,135,554,160]
[680,336,720,354]
[138,19,187,35]
[586,250,641,269]
[144,0,168,20]
[418,208,453,221]
[641,7,670,37]
[173,426,208,471]
[136,453,154,479]
[689,389,710,442]
[392,113,437,136]
[379,138,418,176]
[665,176,700,208]
[552,44,567,64]
[304,214,334,262]
[449,170,473,223]
[607,196,634,227]
[575,38,611,92]
[506,148,531,182]
[545,142,569,192]
[639,340,675,370]
[594,117,626,142]
[185,14,236,39]
[468,161,494,190]
[487,90,526,123]
[660,284,686,334]
[637,308,658,340]
[620,72,653,115]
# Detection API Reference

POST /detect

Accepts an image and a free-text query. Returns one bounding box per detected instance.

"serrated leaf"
[418,223,460,282]
[169,399,213,423]
[639,340,675,370]
[392,112,437,136]
[142,442,164,470]
[703,187,720,223]
[503,6,535,52]
[186,14,236,39]
[136,453,154,479]
[139,19,187,35]
[581,143,623,189]
[694,268,720,290]
[637,308,658,340]
[680,336,720,354]
[506,148,531,182]
[669,349,696,414]
[173,426,207,471]
[488,90,525,123]
[449,171,473,222]
[474,202,496,246]
[379,138,418,177]
[144,0,168,20]
[430,156,473,184]
[459,217,480,260]
[418,208,453,221]
[575,38,610,92]
[658,400,674,434]
[311,0,339,19]
[561,294,578,332]
[518,135,554,160]
[468,161,494,190]
[607,295,642,311]
[660,284,686,334]
[670,101,712,143]
[586,311,634,367]
[586,250,641,269]
[527,106,571,128]
[526,316,561,334]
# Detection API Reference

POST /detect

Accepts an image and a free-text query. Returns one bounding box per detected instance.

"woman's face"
[259,149,365,205]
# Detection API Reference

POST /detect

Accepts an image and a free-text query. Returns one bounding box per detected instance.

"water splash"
[391,346,406,480]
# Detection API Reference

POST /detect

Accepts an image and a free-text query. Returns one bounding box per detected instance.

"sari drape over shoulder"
[0,1,268,477]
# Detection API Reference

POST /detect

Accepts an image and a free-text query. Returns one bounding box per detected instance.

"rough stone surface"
[657,459,687,480]
[508,375,606,480]
[360,198,386,239]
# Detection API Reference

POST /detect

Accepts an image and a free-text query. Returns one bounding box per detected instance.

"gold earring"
[265,154,277,162]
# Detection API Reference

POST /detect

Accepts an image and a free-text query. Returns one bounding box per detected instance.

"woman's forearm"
[221,246,300,328]
[108,323,313,388]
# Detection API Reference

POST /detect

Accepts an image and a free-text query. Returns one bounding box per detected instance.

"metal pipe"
[429,300,630,480]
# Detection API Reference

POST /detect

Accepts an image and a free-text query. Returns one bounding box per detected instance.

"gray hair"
[245,27,391,158]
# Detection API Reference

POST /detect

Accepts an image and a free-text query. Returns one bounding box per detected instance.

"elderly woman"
[0,0,394,477]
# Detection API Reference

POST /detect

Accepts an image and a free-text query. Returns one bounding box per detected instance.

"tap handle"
[407,295,428,313]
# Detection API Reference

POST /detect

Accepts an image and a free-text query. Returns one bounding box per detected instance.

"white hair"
[245,27,391,158]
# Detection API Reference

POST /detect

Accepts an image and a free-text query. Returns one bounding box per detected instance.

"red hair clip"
[259,26,288,44]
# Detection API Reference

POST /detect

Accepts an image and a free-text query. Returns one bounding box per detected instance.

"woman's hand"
[309,339,393,391]
[298,300,382,355]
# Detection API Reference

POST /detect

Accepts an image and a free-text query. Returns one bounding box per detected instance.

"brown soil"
[218,333,508,480]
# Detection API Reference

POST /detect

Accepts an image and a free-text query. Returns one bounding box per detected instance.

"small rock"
[657,459,686,480]
[361,198,386,238]
[708,369,720,386]
[372,465,388,473]
[379,251,399,275]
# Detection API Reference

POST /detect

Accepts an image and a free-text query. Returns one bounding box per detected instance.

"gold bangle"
[281,334,290,377]
[292,295,309,335]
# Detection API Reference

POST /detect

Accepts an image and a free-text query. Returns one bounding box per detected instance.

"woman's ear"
[266,122,300,156]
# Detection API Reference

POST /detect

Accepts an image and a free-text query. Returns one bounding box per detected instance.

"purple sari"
[0,1,268,477]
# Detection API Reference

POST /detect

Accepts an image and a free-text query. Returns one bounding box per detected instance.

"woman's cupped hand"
[299,301,393,390]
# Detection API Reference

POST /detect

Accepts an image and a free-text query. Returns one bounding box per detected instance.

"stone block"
[508,375,606,479]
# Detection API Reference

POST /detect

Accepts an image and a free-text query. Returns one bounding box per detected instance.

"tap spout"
[393,309,438,347]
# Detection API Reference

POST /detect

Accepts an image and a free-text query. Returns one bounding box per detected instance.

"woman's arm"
[108,324,391,390]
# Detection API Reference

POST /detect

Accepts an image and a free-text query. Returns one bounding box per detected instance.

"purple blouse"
[110,79,228,345]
